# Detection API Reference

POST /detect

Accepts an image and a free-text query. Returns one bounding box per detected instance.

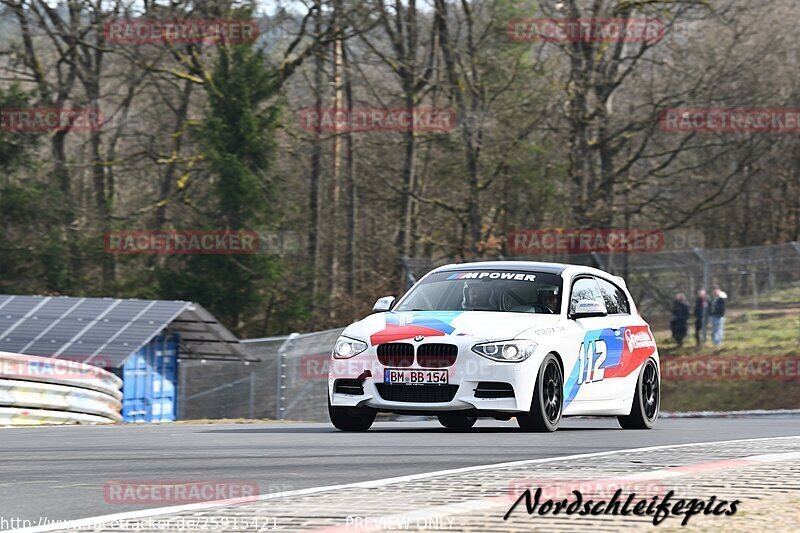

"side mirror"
[570,299,607,319]
[372,296,396,312]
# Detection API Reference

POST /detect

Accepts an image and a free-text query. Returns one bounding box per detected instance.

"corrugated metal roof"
[0,295,256,368]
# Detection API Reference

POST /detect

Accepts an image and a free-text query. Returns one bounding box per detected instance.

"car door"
[562,275,610,412]
[589,275,633,400]
[593,275,657,399]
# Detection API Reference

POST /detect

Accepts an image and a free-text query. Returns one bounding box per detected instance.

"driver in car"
[541,291,558,314]
[464,282,495,310]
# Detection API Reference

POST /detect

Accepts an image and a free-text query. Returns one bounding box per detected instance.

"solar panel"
[0,295,254,366]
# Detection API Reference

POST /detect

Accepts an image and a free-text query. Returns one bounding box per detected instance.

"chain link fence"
[177,243,800,422]
[177,329,342,422]
[401,243,800,318]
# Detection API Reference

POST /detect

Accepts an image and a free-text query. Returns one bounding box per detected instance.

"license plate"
[384,369,449,385]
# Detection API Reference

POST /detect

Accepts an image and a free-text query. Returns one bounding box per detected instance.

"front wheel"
[437,412,477,429]
[618,358,660,430]
[328,396,376,431]
[517,353,563,432]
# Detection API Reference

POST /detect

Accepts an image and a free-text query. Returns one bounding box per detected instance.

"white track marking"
[10,435,800,533]
[661,409,800,418]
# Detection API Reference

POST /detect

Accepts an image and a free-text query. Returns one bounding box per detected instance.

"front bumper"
[328,341,543,413]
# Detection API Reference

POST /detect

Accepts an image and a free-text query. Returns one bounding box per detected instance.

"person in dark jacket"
[670,293,690,347]
[694,289,710,346]
[709,285,728,347]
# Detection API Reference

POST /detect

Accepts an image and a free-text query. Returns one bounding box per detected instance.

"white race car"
[328,261,660,432]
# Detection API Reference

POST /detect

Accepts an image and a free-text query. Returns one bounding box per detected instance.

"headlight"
[333,336,368,359]
[472,340,537,362]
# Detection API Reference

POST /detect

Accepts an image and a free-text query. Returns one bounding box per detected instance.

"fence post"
[590,252,605,271]
[177,360,186,420]
[692,248,710,289]
[276,333,299,421]
[400,255,416,290]
[248,371,255,419]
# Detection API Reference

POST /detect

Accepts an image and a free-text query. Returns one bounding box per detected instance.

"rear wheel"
[618,358,660,430]
[517,353,563,432]
[328,396,376,432]
[437,412,477,429]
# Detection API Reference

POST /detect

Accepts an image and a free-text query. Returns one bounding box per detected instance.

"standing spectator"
[709,285,728,348]
[694,289,710,346]
[670,293,690,347]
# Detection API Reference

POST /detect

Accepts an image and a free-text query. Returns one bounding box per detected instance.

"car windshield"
[395,270,563,314]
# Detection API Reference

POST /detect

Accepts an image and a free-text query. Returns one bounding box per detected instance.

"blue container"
[122,335,179,422]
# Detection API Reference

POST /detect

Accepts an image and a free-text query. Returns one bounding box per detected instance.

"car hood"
[343,310,561,346]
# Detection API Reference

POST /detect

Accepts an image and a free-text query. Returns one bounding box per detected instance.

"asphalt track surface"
[1,416,799,529]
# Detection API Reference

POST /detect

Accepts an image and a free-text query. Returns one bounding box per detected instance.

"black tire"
[517,353,563,432]
[618,358,660,430]
[328,396,376,432]
[437,412,477,429]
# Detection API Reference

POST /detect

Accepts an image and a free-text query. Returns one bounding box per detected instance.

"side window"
[595,277,630,315]
[569,277,603,315]
[615,286,630,314]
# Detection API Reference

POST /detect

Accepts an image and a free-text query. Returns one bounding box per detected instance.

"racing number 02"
[577,340,607,384]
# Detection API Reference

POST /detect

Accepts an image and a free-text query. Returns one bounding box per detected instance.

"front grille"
[474,382,515,399]
[376,384,459,403]
[417,344,458,367]
[377,343,414,367]
[334,379,364,395]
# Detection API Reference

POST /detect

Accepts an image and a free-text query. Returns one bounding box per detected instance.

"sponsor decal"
[564,326,656,407]
[447,272,537,282]
[624,329,656,352]
[369,311,462,345]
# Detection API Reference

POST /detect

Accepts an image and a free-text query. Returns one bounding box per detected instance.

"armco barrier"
[0,379,122,421]
[0,351,122,397]
[0,351,122,425]
[0,407,117,425]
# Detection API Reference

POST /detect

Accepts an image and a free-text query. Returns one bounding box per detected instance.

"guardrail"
[0,351,122,425]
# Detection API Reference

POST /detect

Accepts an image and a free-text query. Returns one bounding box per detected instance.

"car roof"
[433,261,570,275]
